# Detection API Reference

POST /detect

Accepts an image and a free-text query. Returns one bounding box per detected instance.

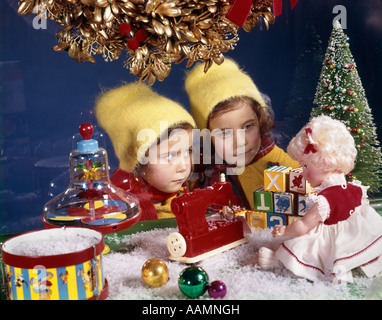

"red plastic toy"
[167,176,248,263]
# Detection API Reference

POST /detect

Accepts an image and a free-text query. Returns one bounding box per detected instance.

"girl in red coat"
[95,82,195,220]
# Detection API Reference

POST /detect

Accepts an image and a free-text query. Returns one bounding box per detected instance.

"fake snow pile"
[4,228,101,256]
[103,227,381,300]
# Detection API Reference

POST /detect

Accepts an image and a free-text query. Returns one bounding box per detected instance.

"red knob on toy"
[79,123,94,140]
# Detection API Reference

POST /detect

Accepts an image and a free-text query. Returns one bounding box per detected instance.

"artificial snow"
[4,228,101,257]
[103,227,381,300]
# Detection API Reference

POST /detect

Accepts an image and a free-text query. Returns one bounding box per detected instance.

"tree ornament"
[141,259,169,288]
[119,23,132,36]
[178,266,209,298]
[208,280,227,299]
[312,20,382,193]
[127,38,140,51]
[135,29,148,42]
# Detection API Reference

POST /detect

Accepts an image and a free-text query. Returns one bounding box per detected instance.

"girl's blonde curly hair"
[287,115,357,174]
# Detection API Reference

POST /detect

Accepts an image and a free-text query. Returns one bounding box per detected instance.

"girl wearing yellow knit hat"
[95,82,195,220]
[185,58,299,209]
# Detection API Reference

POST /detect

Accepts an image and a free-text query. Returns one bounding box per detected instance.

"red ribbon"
[303,128,317,154]
[225,0,299,27]
[273,0,299,17]
[304,143,317,154]
[225,0,252,27]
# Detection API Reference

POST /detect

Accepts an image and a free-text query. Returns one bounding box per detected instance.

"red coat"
[111,169,178,220]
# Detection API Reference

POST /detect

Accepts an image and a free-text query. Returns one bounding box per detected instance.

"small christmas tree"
[311,21,382,194]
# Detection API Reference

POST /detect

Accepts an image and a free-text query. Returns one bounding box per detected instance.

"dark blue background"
[1,0,381,234]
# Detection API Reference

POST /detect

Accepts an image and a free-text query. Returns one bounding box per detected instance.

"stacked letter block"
[246,166,315,229]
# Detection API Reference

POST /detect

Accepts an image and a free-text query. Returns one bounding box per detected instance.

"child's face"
[298,159,334,187]
[143,129,192,194]
[209,100,261,166]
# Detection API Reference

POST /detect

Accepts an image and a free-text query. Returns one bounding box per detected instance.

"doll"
[95,82,195,220]
[258,115,382,282]
[185,58,299,209]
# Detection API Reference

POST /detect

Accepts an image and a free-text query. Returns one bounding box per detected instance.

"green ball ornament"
[178,266,209,298]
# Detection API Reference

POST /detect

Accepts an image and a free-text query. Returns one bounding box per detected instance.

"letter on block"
[289,167,314,194]
[266,213,287,228]
[273,192,294,215]
[264,166,291,192]
[288,216,302,225]
[297,194,308,216]
[246,211,267,229]
[253,187,273,212]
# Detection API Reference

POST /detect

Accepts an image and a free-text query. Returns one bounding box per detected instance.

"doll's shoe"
[258,247,278,269]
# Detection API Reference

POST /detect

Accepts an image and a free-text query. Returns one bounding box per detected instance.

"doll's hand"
[272,225,286,237]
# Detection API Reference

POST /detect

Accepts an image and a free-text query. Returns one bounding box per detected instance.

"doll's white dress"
[275,174,382,282]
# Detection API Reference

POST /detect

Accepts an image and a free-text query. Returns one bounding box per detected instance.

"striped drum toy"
[0,227,108,300]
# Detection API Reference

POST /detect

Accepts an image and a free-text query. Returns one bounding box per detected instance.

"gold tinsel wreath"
[18,0,275,85]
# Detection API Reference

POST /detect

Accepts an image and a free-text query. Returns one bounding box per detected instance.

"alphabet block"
[289,167,314,194]
[288,216,302,225]
[297,194,309,216]
[273,192,294,215]
[246,211,267,229]
[264,166,292,192]
[253,187,273,213]
[266,213,287,228]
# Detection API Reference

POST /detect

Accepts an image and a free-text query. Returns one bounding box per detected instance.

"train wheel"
[167,232,187,258]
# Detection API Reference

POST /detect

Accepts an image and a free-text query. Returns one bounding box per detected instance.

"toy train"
[167,176,248,263]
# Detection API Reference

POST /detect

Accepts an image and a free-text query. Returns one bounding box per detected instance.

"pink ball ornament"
[208,280,227,299]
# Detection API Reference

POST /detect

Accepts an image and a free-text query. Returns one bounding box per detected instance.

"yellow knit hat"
[185,58,267,129]
[95,82,195,172]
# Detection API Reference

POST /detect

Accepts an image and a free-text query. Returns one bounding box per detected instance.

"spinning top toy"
[178,266,209,298]
[42,123,141,234]
[141,259,169,288]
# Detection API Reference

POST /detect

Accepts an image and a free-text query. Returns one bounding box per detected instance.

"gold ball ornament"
[141,259,169,288]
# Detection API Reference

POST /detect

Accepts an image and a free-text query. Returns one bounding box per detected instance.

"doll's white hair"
[287,115,357,174]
